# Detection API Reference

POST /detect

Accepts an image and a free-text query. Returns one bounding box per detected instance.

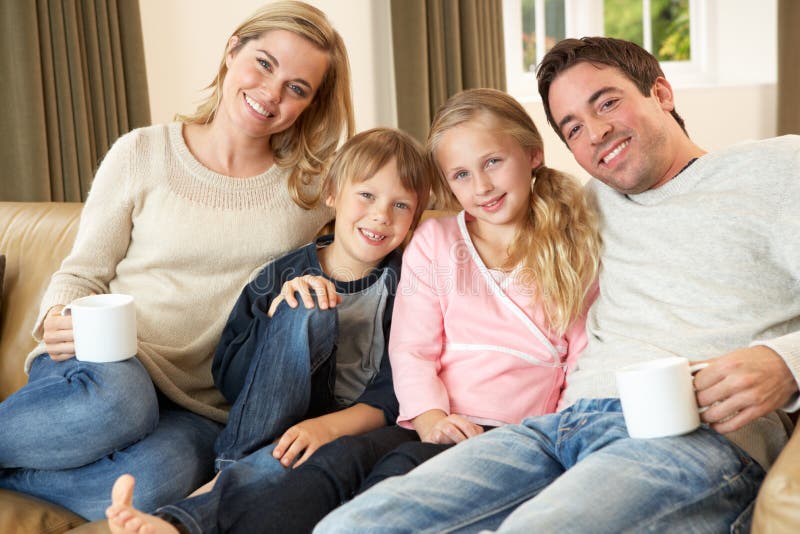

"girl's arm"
[389,228,452,426]
[272,403,385,467]
[563,281,599,375]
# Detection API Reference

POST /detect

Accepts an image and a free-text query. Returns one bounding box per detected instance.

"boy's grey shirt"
[561,135,800,468]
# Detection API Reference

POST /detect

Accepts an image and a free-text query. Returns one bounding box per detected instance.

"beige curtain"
[0,0,151,202]
[391,0,506,143]
[778,0,800,135]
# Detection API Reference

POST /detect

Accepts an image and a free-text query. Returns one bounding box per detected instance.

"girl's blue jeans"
[0,354,221,520]
[317,399,765,534]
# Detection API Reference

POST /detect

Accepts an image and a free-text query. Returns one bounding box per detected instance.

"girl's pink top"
[390,212,595,428]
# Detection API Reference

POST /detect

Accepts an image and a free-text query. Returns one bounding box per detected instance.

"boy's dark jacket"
[212,234,401,424]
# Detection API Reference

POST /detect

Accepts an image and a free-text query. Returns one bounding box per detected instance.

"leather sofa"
[0,201,797,532]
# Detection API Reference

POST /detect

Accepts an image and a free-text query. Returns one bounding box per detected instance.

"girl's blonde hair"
[428,88,601,334]
[177,1,354,209]
[322,128,433,229]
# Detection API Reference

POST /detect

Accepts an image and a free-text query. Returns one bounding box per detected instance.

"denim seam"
[622,460,762,533]
[158,504,204,534]
[438,483,550,533]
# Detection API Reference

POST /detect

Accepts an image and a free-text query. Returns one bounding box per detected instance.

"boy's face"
[325,159,417,280]
[548,62,678,195]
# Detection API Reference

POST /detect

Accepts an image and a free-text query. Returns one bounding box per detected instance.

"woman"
[0,0,353,520]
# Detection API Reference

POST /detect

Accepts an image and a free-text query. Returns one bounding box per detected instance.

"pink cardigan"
[390,212,593,428]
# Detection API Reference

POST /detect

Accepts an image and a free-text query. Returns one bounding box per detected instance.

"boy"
[106,127,432,534]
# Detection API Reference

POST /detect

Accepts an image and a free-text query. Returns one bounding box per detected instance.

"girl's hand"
[272,418,336,468]
[42,305,76,361]
[414,410,484,444]
[268,275,341,317]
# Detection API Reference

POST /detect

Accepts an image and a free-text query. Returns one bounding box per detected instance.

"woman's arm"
[34,132,140,350]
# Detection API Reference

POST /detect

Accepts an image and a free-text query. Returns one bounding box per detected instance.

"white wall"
[139,0,778,184]
[138,0,396,131]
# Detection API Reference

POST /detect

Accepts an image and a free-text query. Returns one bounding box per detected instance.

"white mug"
[62,294,137,363]
[616,357,709,439]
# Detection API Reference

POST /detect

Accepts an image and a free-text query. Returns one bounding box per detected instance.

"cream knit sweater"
[26,122,333,423]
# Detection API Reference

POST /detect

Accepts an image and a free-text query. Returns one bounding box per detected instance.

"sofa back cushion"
[0,254,5,339]
[0,202,82,399]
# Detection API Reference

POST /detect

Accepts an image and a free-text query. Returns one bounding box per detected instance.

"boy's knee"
[273,299,336,331]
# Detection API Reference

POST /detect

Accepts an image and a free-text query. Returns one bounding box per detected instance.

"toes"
[111,474,136,507]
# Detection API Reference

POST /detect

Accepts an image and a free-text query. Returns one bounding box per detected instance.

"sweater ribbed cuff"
[752,331,800,412]
[32,287,95,341]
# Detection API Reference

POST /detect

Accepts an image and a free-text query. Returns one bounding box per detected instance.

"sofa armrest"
[753,427,800,532]
[0,202,82,399]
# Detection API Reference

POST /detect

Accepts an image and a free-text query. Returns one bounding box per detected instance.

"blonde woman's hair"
[322,128,433,229]
[177,0,355,209]
[428,88,601,334]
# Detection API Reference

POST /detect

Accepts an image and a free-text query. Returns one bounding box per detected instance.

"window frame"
[503,0,711,102]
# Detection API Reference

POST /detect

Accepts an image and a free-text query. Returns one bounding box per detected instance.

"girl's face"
[435,118,542,232]
[218,29,329,141]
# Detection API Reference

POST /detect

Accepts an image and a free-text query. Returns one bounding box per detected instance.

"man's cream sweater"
[26,122,333,423]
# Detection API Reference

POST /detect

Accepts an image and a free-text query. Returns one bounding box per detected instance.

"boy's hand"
[268,275,341,317]
[42,305,76,361]
[272,418,336,468]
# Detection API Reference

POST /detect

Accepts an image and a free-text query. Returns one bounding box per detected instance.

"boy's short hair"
[322,128,432,228]
[537,36,687,141]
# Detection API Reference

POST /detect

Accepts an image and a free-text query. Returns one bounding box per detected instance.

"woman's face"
[218,29,329,141]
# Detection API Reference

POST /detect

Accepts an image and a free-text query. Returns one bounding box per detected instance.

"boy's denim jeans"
[213,302,339,470]
[161,303,340,533]
[317,399,764,534]
[0,354,221,520]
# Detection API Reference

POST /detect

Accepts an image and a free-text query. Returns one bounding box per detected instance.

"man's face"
[548,62,678,195]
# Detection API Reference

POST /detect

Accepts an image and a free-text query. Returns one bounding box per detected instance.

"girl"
[108,87,603,534]
[311,88,602,533]
[0,1,352,520]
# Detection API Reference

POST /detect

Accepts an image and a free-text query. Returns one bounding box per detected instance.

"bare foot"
[105,474,179,534]
[188,471,220,497]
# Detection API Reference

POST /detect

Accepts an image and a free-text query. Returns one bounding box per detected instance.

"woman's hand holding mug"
[42,305,75,361]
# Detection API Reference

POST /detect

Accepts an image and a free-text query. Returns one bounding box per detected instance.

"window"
[504,0,711,100]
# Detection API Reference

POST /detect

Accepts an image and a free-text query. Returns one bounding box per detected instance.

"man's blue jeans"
[317,399,764,534]
[160,303,340,533]
[0,354,221,520]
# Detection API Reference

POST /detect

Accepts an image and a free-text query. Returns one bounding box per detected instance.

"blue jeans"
[317,399,765,534]
[159,304,340,533]
[0,354,221,520]
[213,303,339,470]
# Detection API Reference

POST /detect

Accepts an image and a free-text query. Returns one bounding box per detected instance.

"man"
[316,37,800,532]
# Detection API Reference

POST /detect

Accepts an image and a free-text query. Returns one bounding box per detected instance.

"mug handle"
[689,362,710,412]
[61,304,73,317]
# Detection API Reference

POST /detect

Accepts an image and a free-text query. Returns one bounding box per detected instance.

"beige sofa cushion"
[0,490,86,533]
[0,202,81,399]
[1,253,5,340]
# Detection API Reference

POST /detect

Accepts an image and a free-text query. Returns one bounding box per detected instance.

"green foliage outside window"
[522,0,566,72]
[604,0,690,61]
[520,0,690,73]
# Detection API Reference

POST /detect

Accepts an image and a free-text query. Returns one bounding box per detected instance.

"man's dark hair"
[537,37,687,141]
